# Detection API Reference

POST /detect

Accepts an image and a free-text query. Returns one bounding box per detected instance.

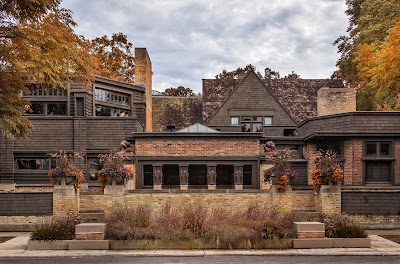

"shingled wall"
[152,96,202,132]
[202,72,344,124]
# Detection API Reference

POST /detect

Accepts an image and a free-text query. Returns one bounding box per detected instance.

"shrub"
[106,204,155,240]
[181,204,208,237]
[307,213,367,238]
[31,212,81,241]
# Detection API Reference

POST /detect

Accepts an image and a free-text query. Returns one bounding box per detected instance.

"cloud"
[62,0,348,93]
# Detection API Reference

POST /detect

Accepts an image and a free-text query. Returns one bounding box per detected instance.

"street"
[1,255,400,264]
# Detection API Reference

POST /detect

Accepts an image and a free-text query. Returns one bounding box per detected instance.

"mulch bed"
[0,237,15,243]
[381,235,400,244]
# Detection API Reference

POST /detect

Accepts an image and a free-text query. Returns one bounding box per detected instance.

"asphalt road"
[1,256,400,264]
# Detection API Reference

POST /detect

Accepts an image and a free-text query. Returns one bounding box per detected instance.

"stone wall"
[152,96,202,132]
[317,88,356,116]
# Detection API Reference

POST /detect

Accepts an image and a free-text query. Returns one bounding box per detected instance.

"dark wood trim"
[136,156,260,161]
[129,132,262,140]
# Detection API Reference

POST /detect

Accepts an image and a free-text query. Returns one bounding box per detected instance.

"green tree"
[0,0,94,139]
[89,33,135,83]
[334,0,400,88]
[162,86,197,97]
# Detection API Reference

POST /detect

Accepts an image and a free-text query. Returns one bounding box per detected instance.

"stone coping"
[27,237,372,251]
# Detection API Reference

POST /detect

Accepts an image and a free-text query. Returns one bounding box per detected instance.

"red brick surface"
[297,231,325,239]
[136,139,260,156]
[343,140,363,185]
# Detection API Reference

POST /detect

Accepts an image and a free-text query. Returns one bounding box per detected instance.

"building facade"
[0,76,146,186]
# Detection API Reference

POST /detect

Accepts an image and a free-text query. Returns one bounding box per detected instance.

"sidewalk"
[0,233,399,258]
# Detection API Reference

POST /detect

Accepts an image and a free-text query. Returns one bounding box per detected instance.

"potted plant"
[263,141,297,191]
[97,152,134,191]
[48,151,84,188]
[312,149,343,192]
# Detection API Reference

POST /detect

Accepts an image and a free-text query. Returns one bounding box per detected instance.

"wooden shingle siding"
[342,192,400,215]
[0,193,53,216]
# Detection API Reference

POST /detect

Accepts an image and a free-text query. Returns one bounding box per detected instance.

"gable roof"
[205,71,297,126]
[202,73,344,124]
[177,123,220,133]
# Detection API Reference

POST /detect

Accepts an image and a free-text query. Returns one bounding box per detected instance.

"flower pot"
[54,176,75,186]
[106,177,124,185]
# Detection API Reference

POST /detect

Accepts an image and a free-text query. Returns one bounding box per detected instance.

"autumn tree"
[355,17,400,110]
[334,0,400,87]
[0,0,94,139]
[89,33,135,83]
[162,86,197,97]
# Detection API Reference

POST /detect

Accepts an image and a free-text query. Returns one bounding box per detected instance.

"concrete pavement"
[0,232,399,258]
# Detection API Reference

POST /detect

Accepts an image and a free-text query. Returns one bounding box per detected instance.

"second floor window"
[230,115,272,132]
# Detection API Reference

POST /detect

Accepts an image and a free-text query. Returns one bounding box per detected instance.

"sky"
[61,0,348,94]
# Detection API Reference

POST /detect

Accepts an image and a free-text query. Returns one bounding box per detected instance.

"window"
[364,141,393,184]
[230,117,239,125]
[143,165,154,187]
[264,116,272,126]
[243,165,252,185]
[162,165,180,187]
[29,102,44,115]
[230,116,272,132]
[189,165,207,187]
[216,165,234,187]
[47,102,67,115]
[95,88,129,106]
[95,105,130,117]
[24,85,67,97]
[16,158,56,170]
[88,158,102,181]
[26,101,67,116]
[366,142,391,157]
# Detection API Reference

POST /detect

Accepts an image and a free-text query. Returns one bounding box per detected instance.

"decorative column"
[234,165,244,190]
[179,164,189,190]
[153,164,163,190]
[207,165,217,190]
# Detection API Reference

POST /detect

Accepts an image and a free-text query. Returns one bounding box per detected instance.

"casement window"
[143,165,154,187]
[230,116,272,132]
[95,105,130,117]
[26,101,67,116]
[95,88,130,106]
[15,158,56,171]
[364,141,393,184]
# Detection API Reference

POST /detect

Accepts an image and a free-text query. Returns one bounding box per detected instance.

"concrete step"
[75,223,106,234]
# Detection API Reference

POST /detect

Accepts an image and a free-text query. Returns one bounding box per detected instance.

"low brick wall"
[78,192,272,215]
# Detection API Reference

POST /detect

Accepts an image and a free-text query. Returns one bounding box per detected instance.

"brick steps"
[78,210,106,223]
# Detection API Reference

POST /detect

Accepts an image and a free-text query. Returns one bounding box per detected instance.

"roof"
[202,73,344,124]
[177,123,220,133]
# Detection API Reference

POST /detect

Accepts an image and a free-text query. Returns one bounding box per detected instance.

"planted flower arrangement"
[97,152,134,191]
[48,151,84,188]
[263,141,297,191]
[312,150,343,192]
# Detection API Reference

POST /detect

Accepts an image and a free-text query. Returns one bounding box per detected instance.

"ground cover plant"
[106,204,296,248]
[30,212,82,241]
